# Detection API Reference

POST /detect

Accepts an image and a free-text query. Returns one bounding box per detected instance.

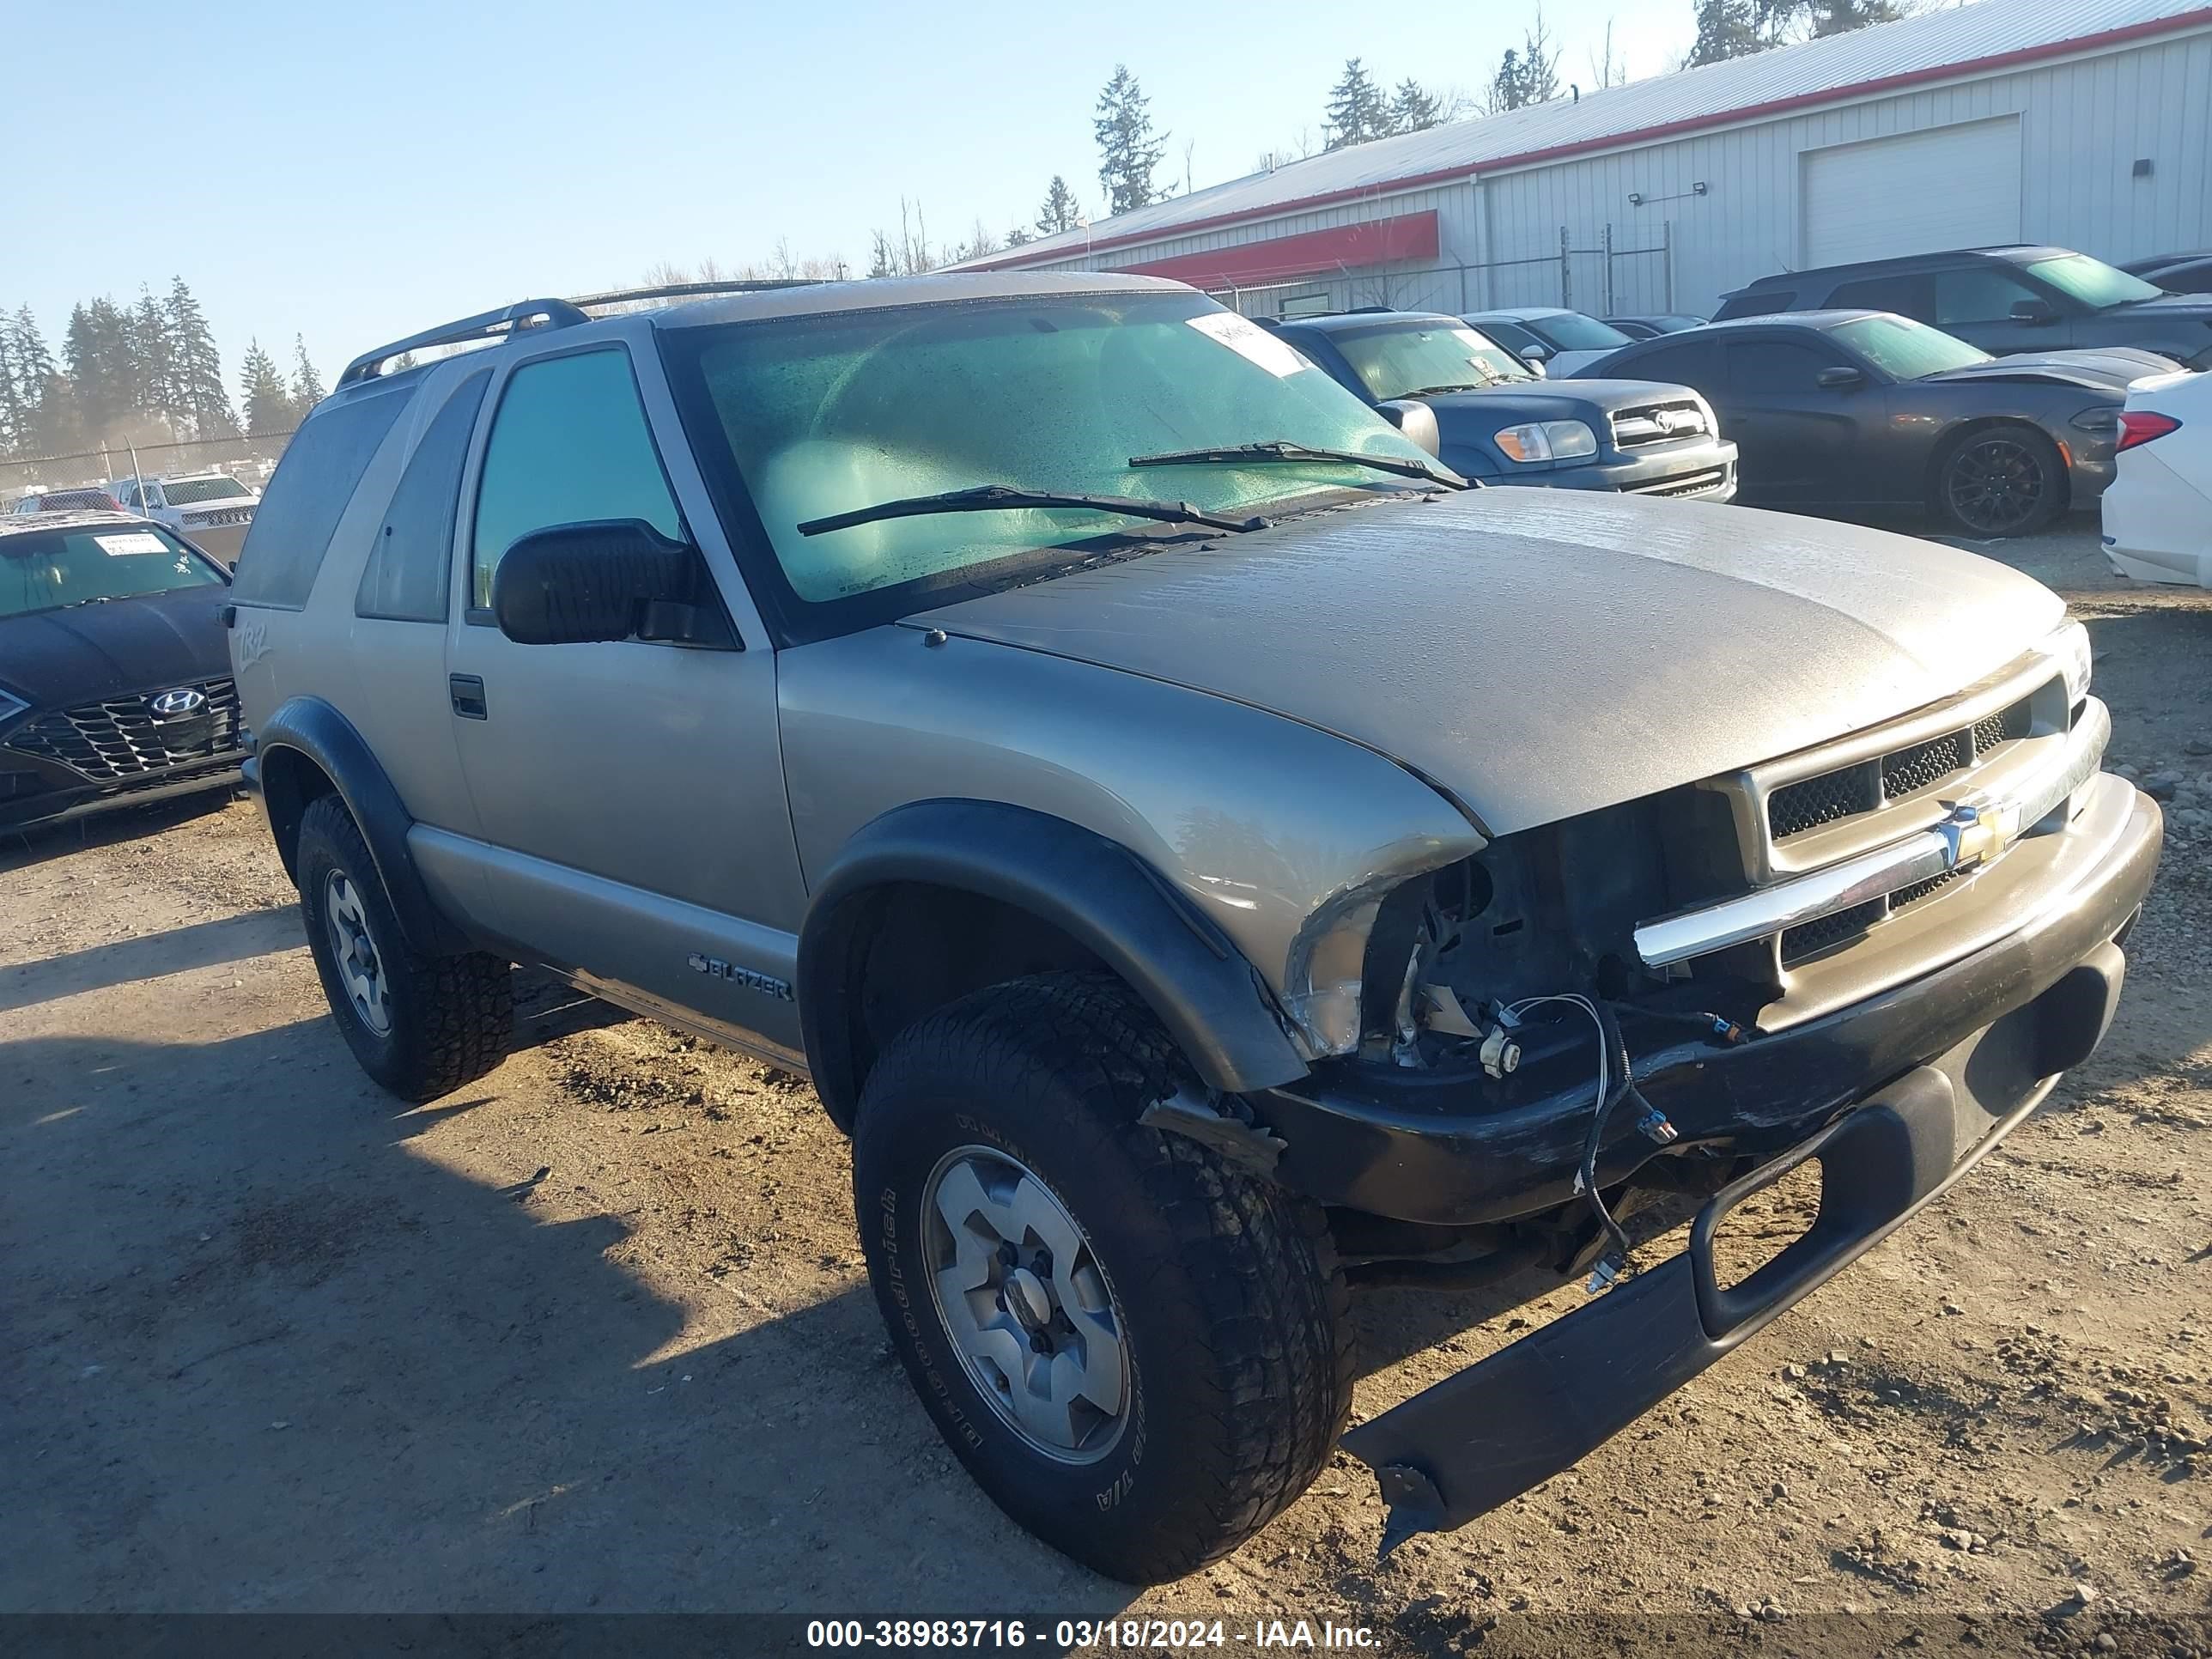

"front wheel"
[853,973,1352,1583]
[1933,427,2064,538]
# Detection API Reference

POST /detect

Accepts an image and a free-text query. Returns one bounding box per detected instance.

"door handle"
[449,674,488,720]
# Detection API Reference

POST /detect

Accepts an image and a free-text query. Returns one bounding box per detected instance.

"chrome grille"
[1610,400,1708,447]
[185,506,253,528]
[1767,694,2033,842]
[4,677,243,781]
[1882,731,1967,799]
[1627,466,1731,499]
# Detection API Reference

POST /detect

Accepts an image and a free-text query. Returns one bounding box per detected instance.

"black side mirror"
[492,519,732,647]
[2008,298,2057,325]
[1816,365,1866,390]
[1375,399,1443,458]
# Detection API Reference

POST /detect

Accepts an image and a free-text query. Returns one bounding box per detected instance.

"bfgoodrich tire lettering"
[295,793,513,1102]
[852,972,1352,1584]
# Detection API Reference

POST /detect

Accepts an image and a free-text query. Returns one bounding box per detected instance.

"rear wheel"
[853,972,1352,1583]
[295,794,513,1102]
[1933,426,2064,538]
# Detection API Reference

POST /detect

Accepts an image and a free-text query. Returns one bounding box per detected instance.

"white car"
[1458,307,1638,378]
[2100,368,2210,589]
[112,471,259,565]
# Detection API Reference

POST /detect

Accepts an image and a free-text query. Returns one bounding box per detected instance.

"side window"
[116,483,140,508]
[470,349,681,612]
[231,386,410,609]
[1829,273,1935,318]
[1935,267,2040,325]
[1482,320,1539,353]
[1726,341,1839,392]
[1622,343,1728,390]
[356,366,493,623]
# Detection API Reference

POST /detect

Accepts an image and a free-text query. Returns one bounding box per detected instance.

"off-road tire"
[852,971,1353,1584]
[295,793,513,1102]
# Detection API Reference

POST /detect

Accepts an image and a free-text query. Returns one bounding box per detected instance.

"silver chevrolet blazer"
[225,272,2161,1584]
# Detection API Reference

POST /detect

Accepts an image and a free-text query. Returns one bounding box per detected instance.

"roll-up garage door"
[1800,117,2022,267]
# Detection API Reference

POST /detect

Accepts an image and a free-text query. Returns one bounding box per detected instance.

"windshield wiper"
[1401,381,1498,398]
[1128,440,1466,490]
[795,483,1265,538]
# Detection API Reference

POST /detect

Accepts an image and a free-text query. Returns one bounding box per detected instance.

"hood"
[1922,346,2181,392]
[1421,376,1701,421]
[0,583,234,714]
[910,488,2063,836]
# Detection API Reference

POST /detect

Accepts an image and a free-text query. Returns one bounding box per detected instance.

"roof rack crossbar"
[337,297,591,387]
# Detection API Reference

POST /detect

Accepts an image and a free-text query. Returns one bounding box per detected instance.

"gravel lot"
[3,516,2209,1656]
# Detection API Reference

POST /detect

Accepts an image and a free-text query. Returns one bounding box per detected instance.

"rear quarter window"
[356,367,493,623]
[231,385,410,609]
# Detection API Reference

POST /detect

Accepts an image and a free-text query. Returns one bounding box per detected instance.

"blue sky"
[2,0,1690,394]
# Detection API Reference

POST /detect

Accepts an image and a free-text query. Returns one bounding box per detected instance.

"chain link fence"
[1,428,297,503]
[1208,222,1679,323]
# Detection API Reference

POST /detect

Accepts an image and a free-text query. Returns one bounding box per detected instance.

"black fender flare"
[797,799,1311,1129]
[254,696,471,957]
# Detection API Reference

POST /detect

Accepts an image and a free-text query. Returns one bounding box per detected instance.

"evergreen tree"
[5,307,56,459]
[1810,0,1902,34]
[1093,66,1168,216]
[1005,222,1034,247]
[166,277,236,438]
[1036,174,1083,236]
[239,338,295,436]
[1491,12,1563,111]
[1324,58,1391,149]
[1688,0,1767,64]
[131,289,178,427]
[64,301,137,443]
[291,335,326,411]
[1389,80,1443,135]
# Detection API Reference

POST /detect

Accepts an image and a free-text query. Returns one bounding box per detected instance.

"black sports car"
[1585,310,2179,537]
[0,511,244,831]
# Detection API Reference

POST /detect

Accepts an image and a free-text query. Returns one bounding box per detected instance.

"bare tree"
[1587,20,1626,88]
[1254,125,1322,172]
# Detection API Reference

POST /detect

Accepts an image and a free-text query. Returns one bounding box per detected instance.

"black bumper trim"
[1341,939,2127,1550]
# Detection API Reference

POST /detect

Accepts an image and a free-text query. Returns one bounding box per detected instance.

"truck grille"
[1778,866,1965,965]
[1767,694,2033,842]
[1609,400,1708,447]
[185,506,254,528]
[4,677,244,781]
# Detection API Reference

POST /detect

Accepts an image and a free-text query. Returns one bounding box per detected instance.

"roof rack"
[336,280,833,389]
[337,298,589,387]
[565,277,829,307]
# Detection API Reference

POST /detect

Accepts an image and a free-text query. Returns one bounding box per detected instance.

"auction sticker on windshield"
[1187,312,1310,377]
[94,532,169,556]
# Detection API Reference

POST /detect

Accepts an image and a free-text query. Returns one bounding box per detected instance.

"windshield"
[666,291,1437,623]
[2025,252,2164,310]
[1828,313,1990,380]
[1526,313,1633,351]
[0,524,222,618]
[1333,322,1534,399]
[161,475,254,505]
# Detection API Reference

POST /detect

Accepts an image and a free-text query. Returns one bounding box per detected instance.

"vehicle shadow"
[0,787,240,873]
[0,1019,1140,1619]
[0,906,303,1015]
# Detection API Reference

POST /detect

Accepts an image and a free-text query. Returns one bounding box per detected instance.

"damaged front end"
[1229,630,2161,1549]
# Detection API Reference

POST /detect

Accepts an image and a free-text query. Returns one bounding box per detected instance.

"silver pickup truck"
[225,272,2160,1585]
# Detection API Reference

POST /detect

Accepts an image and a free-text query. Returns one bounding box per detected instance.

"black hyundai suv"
[1715,244,2212,368]
[0,511,245,831]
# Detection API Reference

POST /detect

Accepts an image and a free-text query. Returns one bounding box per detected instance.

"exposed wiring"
[1498,992,1631,1280]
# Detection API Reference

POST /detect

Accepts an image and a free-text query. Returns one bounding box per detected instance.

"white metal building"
[964,0,2212,319]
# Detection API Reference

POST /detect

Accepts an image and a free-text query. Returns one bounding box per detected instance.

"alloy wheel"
[1946,436,2050,535]
[322,870,392,1036]
[921,1145,1131,1463]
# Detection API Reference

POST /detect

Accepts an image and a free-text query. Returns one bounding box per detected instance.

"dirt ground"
[4,519,2210,1656]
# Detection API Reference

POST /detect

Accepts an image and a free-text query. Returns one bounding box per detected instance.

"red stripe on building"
[1114,212,1441,288]
[970,6,2212,272]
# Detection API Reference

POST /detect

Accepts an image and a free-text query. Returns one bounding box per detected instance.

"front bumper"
[1309,781,2160,1547]
[1540,436,1738,500]
[0,754,241,830]
[2101,451,2212,588]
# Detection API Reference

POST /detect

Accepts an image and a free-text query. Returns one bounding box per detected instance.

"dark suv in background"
[1265,310,1736,498]
[1715,245,2212,368]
